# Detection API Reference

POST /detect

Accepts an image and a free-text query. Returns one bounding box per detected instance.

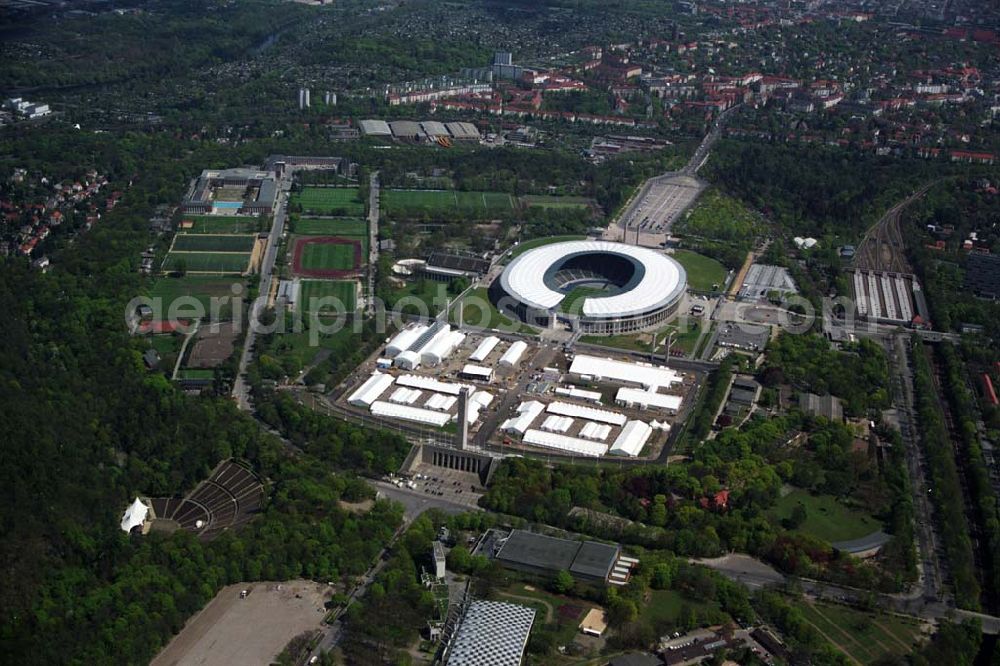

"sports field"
[150,581,328,666]
[162,251,251,274]
[293,187,365,215]
[294,217,367,236]
[559,285,611,314]
[150,276,245,312]
[301,280,357,314]
[291,236,363,279]
[520,195,592,209]
[181,215,266,234]
[172,234,257,252]
[382,189,516,218]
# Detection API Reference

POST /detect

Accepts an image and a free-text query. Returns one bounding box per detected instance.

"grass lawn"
[294,217,367,236]
[293,187,365,215]
[505,235,587,261]
[449,287,537,334]
[162,251,251,274]
[520,195,593,209]
[382,189,516,218]
[181,215,267,234]
[792,600,924,664]
[148,334,182,357]
[299,243,357,271]
[581,319,702,356]
[300,279,357,314]
[172,234,257,253]
[641,590,718,628]
[389,280,451,318]
[770,489,881,543]
[266,326,360,370]
[559,285,611,314]
[671,249,727,292]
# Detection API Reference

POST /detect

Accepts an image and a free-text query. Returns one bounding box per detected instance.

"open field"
[382,189,516,218]
[770,489,881,543]
[581,319,703,356]
[675,188,758,243]
[181,215,267,234]
[450,287,537,334]
[671,249,727,292]
[300,279,357,314]
[505,234,587,261]
[497,583,598,647]
[292,237,363,278]
[293,187,365,215]
[520,194,593,209]
[187,323,241,368]
[150,581,328,666]
[293,217,367,236]
[172,234,257,253]
[162,251,251,274]
[791,600,924,664]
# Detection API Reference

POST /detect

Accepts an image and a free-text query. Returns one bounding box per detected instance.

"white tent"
[120,497,149,532]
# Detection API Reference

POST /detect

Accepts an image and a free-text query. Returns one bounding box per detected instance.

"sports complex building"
[491,240,687,335]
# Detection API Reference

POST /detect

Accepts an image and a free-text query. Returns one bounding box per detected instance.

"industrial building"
[738,263,798,301]
[851,269,927,325]
[445,600,535,666]
[493,240,687,334]
[488,529,626,585]
[359,119,392,137]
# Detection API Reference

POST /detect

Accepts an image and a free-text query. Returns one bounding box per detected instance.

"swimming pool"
[213,201,242,210]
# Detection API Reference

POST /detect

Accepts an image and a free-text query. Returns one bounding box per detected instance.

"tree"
[552,570,574,595]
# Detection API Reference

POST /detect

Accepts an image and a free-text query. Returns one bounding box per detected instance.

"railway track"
[854,181,941,274]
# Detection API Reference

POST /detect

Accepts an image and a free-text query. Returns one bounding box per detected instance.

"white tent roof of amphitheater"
[501,240,686,318]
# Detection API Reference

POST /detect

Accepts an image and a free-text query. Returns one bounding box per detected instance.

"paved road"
[233,173,292,410]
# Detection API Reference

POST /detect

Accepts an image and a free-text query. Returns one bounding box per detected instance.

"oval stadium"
[491,240,687,335]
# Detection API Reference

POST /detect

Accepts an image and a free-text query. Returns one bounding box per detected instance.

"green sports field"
[181,215,267,234]
[149,275,245,312]
[294,217,367,236]
[293,187,365,215]
[299,243,357,271]
[382,189,516,218]
[791,600,922,664]
[162,252,251,274]
[172,234,257,252]
[300,280,357,314]
[559,285,612,314]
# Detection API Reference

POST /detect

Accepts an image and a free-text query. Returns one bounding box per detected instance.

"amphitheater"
[492,240,687,335]
[147,460,265,540]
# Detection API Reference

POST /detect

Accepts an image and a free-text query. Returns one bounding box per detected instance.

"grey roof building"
[799,392,844,421]
[494,529,621,584]
[446,600,535,666]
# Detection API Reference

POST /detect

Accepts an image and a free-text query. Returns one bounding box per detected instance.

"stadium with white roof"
[492,240,687,335]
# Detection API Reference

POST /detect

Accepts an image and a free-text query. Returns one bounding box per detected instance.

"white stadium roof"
[523,429,609,457]
[609,420,653,457]
[499,240,686,318]
[569,354,683,390]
